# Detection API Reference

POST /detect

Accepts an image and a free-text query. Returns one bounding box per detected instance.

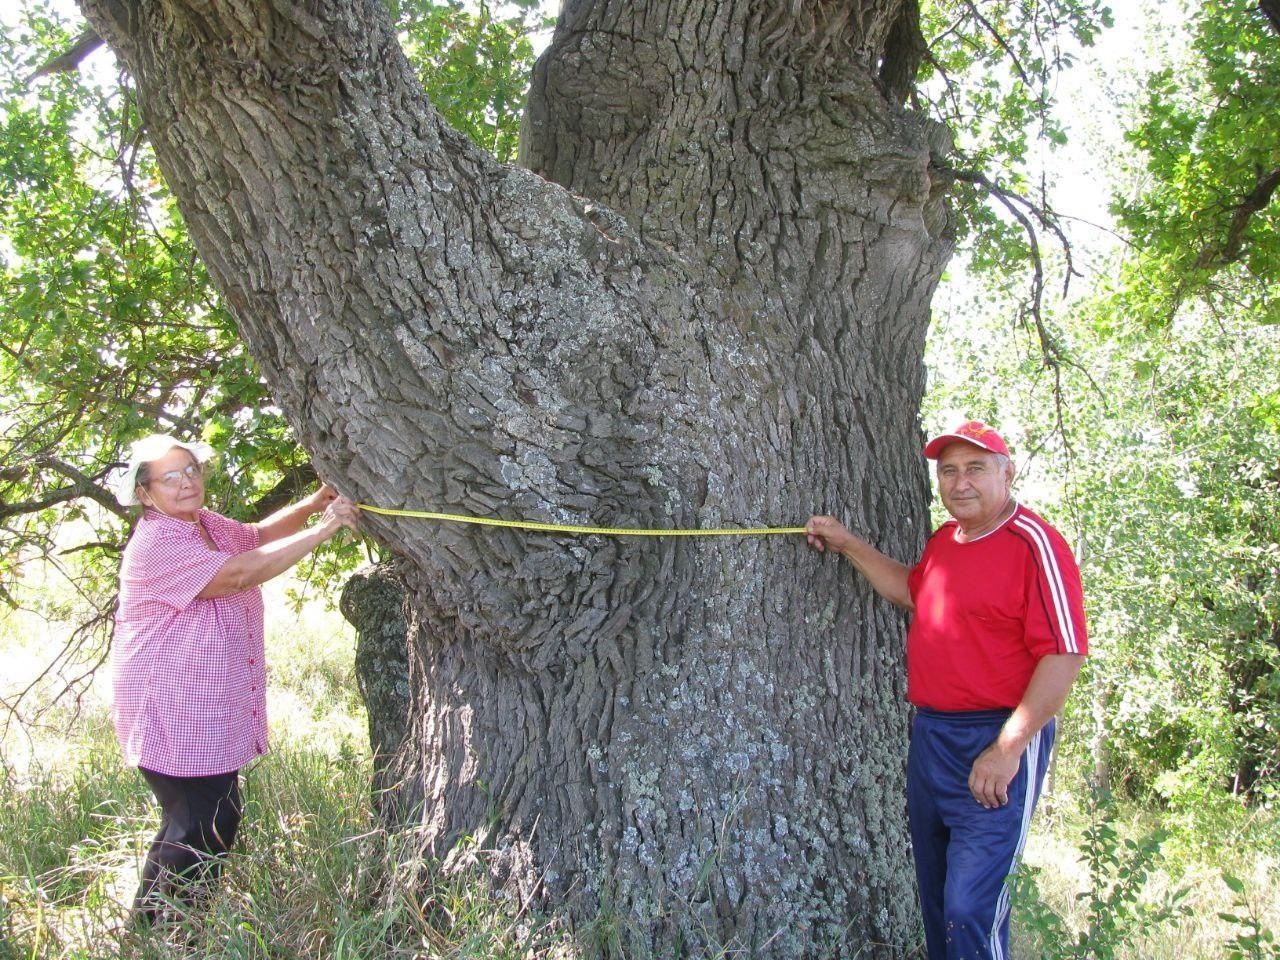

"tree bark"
[78,0,953,953]
[340,561,412,797]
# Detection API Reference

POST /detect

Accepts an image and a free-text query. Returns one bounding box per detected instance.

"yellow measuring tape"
[358,503,807,538]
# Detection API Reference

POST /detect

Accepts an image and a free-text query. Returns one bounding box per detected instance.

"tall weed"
[1013,787,1191,959]
[1220,871,1280,960]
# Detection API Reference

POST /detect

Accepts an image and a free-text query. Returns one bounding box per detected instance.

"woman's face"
[137,446,206,522]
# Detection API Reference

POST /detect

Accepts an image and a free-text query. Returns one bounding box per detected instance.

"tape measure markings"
[357,503,806,537]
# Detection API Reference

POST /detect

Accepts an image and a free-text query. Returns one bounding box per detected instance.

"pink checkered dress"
[111,508,266,777]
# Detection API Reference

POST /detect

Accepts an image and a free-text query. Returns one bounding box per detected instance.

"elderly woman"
[111,433,359,924]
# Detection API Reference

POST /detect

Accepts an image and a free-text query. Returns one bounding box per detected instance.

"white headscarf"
[115,433,216,506]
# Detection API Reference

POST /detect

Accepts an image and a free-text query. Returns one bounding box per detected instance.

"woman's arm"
[253,483,340,545]
[197,495,359,598]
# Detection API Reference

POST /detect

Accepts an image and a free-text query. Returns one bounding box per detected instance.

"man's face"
[935,442,1014,531]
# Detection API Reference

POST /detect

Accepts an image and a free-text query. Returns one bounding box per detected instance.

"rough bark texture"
[340,561,412,791]
[78,0,953,954]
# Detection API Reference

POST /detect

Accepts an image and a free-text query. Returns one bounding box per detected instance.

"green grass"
[2,574,1277,959]
[1,743,574,958]
[0,576,574,959]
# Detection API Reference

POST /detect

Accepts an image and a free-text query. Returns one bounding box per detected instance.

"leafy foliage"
[1113,0,1280,325]
[1013,789,1189,959]
[1221,871,1280,960]
[0,8,281,620]
[917,1,1114,275]
[1063,304,1280,807]
[395,0,549,164]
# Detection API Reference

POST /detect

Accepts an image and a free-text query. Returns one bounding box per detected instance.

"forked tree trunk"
[80,0,952,953]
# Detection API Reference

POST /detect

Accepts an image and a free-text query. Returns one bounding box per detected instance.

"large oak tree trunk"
[80,0,952,953]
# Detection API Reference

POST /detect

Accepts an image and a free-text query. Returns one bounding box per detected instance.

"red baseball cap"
[923,420,1010,459]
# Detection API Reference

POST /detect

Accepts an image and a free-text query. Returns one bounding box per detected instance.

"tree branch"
[931,160,1104,445]
[0,457,129,522]
[26,28,104,84]
[934,160,1078,299]
[247,462,320,521]
[1195,165,1280,269]
[962,0,1033,87]
[2,596,114,734]
[1260,0,1280,34]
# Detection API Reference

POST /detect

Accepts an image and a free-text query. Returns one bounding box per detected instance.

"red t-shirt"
[111,508,266,776]
[905,504,1088,711]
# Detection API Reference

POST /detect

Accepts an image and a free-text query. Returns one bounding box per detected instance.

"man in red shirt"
[806,420,1087,960]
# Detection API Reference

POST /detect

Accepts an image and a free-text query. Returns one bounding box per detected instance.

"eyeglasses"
[147,463,203,488]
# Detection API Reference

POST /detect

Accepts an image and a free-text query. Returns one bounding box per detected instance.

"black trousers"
[133,767,242,923]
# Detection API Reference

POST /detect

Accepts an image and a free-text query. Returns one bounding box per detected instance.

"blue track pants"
[906,708,1055,960]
